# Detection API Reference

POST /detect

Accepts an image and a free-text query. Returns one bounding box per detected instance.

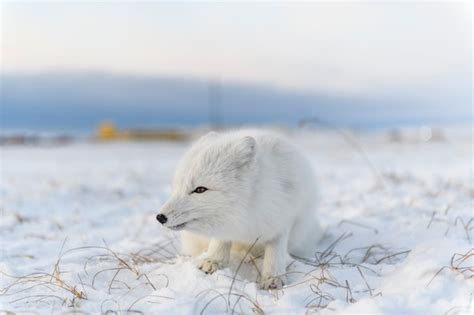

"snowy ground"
[1,127,472,314]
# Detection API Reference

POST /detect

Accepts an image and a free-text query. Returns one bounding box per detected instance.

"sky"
[0,1,472,131]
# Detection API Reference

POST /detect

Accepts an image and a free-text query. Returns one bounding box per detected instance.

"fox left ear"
[195,131,219,145]
[232,136,256,168]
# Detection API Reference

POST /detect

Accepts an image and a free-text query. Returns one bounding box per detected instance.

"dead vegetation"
[1,230,393,314]
[425,205,473,245]
[1,238,86,308]
[1,215,471,314]
[428,249,474,287]
[0,236,177,313]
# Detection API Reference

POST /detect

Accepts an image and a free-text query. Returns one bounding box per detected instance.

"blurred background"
[0,1,471,142]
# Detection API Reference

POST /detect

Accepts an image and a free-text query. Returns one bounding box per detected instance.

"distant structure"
[208,79,222,129]
[96,121,187,141]
[97,121,118,140]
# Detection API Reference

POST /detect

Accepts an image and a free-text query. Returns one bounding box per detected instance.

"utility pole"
[208,78,222,129]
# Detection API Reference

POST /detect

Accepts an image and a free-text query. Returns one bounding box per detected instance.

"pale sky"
[2,1,471,95]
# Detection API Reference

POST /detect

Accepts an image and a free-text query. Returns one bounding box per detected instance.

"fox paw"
[259,276,284,290]
[198,259,221,274]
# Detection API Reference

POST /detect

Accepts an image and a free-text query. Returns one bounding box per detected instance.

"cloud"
[1,72,471,132]
[2,2,471,94]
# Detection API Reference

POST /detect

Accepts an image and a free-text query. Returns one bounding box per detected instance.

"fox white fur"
[158,129,322,289]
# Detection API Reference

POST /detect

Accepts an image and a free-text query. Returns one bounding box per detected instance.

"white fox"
[157,129,322,289]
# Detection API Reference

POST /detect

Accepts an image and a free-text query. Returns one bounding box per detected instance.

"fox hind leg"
[288,213,323,259]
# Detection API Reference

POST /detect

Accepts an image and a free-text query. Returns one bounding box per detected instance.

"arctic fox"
[156,129,322,289]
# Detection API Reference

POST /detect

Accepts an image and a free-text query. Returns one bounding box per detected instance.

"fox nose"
[156,214,168,224]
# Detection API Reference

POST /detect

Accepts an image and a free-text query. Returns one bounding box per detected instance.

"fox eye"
[192,186,208,194]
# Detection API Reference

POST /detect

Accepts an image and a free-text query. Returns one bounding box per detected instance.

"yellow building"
[96,121,187,141]
[97,121,119,140]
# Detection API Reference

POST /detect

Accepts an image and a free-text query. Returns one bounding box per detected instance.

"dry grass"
[0,236,177,313]
[1,220,470,314]
[427,249,474,287]
[1,238,86,308]
[195,238,264,315]
[284,231,394,312]
[426,205,473,245]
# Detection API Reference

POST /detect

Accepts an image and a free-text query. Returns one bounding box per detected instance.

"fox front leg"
[198,239,231,274]
[260,233,288,290]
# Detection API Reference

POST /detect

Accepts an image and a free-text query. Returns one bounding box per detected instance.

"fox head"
[156,132,257,237]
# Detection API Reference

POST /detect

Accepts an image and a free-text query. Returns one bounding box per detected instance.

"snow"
[1,127,472,314]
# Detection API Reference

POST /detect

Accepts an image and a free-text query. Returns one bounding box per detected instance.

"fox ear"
[232,136,256,168]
